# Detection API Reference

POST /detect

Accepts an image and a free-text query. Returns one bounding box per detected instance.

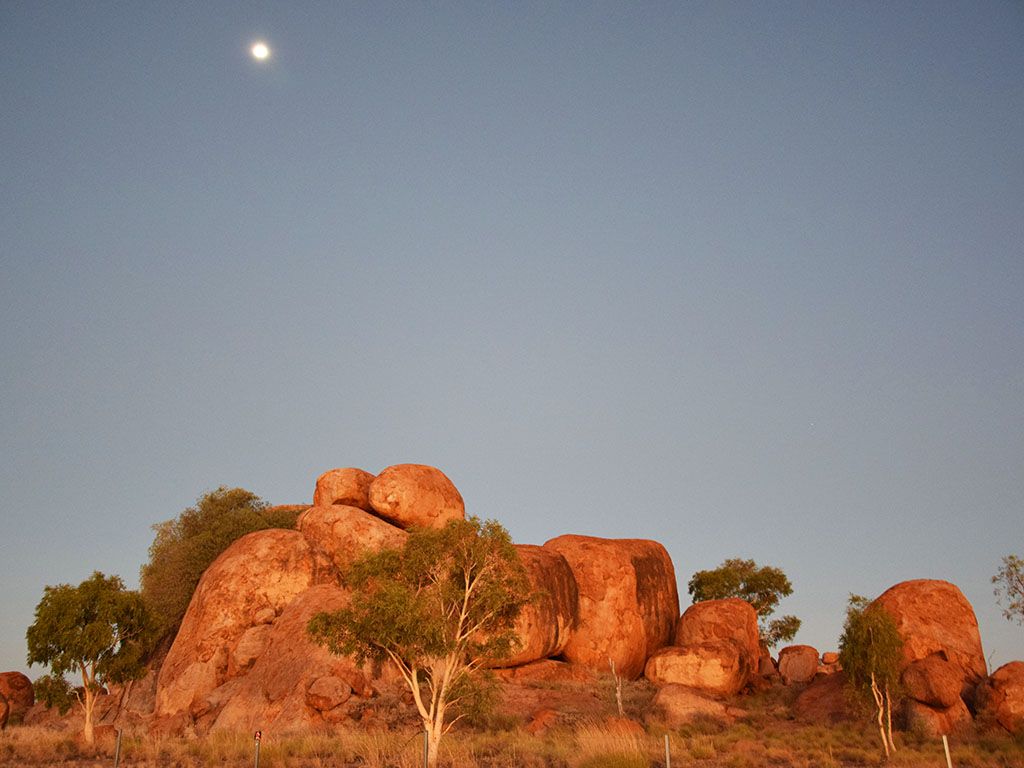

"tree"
[838,594,903,759]
[307,517,531,768]
[26,572,154,744]
[687,558,801,647]
[993,555,1024,625]
[140,487,300,637]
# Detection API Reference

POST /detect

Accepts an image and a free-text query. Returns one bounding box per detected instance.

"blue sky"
[2,1,1022,678]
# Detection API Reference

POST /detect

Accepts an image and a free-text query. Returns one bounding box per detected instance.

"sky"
[2,2,1022,680]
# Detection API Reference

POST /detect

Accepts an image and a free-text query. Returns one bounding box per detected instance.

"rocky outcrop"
[793,671,854,724]
[368,464,465,529]
[778,645,819,684]
[974,661,1024,733]
[491,545,578,667]
[901,653,965,709]
[543,535,678,679]
[313,467,376,510]
[0,672,34,723]
[874,580,987,698]
[903,697,972,737]
[155,529,338,721]
[644,641,751,697]
[647,684,746,726]
[675,599,760,674]
[298,504,407,572]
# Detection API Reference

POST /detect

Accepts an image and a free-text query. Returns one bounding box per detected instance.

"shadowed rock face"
[488,545,578,668]
[902,653,965,709]
[874,579,987,699]
[313,467,376,510]
[974,661,1024,733]
[298,504,407,572]
[777,645,820,684]
[368,464,465,529]
[543,535,678,679]
[154,529,339,720]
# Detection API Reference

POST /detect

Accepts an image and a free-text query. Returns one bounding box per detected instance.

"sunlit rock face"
[644,641,751,697]
[298,503,407,572]
[777,644,820,684]
[312,467,376,510]
[486,544,579,668]
[543,535,678,679]
[154,529,338,721]
[368,463,465,529]
[675,598,761,675]
[974,661,1024,733]
[873,579,987,700]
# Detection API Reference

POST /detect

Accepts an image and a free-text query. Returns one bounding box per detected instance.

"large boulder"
[646,683,746,726]
[368,464,465,529]
[155,529,339,719]
[901,653,965,709]
[313,467,376,510]
[974,661,1024,733]
[204,584,372,733]
[489,545,578,667]
[644,641,751,697]
[903,697,972,738]
[298,504,407,572]
[543,535,679,679]
[873,580,986,699]
[675,599,760,675]
[778,645,820,684]
[0,672,34,723]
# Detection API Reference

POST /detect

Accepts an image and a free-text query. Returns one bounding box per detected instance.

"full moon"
[251,42,269,60]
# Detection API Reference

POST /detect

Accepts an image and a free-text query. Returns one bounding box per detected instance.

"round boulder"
[974,661,1024,733]
[489,545,578,667]
[873,580,986,694]
[368,464,465,529]
[313,468,376,510]
[543,535,678,679]
[903,697,972,738]
[778,645,820,684]
[298,504,407,572]
[675,599,760,675]
[0,671,34,723]
[647,683,746,726]
[645,641,750,697]
[901,653,964,709]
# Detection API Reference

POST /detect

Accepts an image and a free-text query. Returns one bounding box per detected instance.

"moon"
[251,42,269,60]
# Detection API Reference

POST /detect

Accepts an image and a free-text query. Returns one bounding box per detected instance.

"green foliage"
[26,571,154,742]
[33,674,74,715]
[308,516,532,767]
[992,554,1024,625]
[140,487,299,636]
[837,595,902,706]
[687,558,801,647]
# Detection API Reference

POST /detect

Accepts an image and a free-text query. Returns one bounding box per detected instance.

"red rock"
[0,672,34,721]
[822,652,840,664]
[646,683,746,726]
[205,584,371,733]
[901,653,965,708]
[298,504,407,572]
[874,580,987,696]
[778,645,820,684]
[155,529,339,720]
[525,707,558,735]
[543,535,678,679]
[0,691,8,730]
[603,716,645,736]
[368,464,465,529]
[489,545,578,667]
[974,661,1024,733]
[313,467,376,510]
[792,671,855,724]
[644,641,751,697]
[903,697,972,737]
[675,599,760,676]
[492,659,598,684]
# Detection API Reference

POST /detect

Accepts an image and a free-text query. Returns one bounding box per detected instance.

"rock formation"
[368,464,465,529]
[644,641,750,697]
[312,467,376,510]
[543,535,678,679]
[0,691,8,730]
[974,661,1024,733]
[0,671,34,723]
[647,683,747,726]
[778,645,820,684]
[298,504,407,572]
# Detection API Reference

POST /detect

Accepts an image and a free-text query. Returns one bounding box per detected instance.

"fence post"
[423,730,429,768]
[664,733,671,768]
[942,734,953,768]
[254,730,262,768]
[113,728,122,768]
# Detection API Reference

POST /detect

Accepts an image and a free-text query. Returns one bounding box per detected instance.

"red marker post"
[253,730,262,768]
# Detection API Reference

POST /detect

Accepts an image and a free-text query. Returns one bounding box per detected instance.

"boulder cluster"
[8,464,1024,737]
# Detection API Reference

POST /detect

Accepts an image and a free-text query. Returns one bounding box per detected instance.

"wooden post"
[942,734,953,768]
[254,730,262,768]
[423,730,429,768]
[665,733,671,768]
[113,728,122,768]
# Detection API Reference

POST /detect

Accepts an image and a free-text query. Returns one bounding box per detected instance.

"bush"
[140,487,300,637]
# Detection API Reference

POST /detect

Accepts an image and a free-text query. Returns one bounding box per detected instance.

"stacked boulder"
[0,672,34,727]
[152,464,681,735]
